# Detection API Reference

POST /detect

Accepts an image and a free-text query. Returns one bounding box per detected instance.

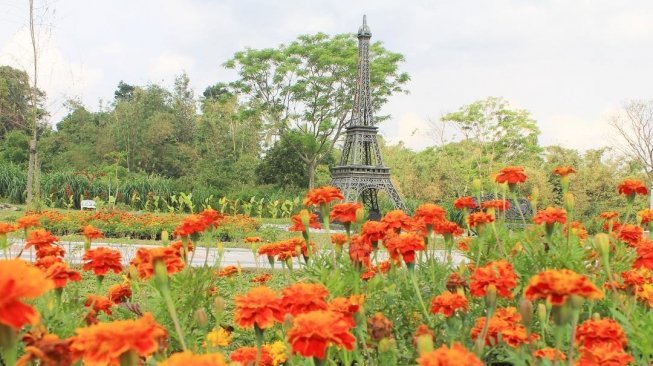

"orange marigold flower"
[576,344,633,366]
[0,259,53,329]
[82,247,122,276]
[329,296,361,328]
[600,211,620,220]
[533,347,566,361]
[430,291,468,317]
[217,265,239,278]
[170,240,194,256]
[524,269,603,305]
[160,351,227,366]
[35,245,65,260]
[467,212,495,228]
[434,220,464,237]
[457,237,471,252]
[0,222,16,235]
[413,203,446,227]
[470,307,537,347]
[244,236,263,243]
[330,233,348,246]
[634,240,653,270]
[303,186,344,207]
[470,260,518,299]
[617,224,643,246]
[16,214,41,229]
[18,329,74,366]
[638,209,653,225]
[288,310,356,359]
[349,234,373,268]
[367,312,393,342]
[454,196,477,210]
[234,286,283,329]
[360,221,387,244]
[575,318,628,349]
[130,246,185,279]
[81,225,103,240]
[173,214,209,238]
[381,210,414,233]
[384,232,425,265]
[84,294,113,315]
[553,166,576,177]
[481,199,511,211]
[252,273,272,284]
[107,283,132,304]
[45,262,81,289]
[70,312,167,365]
[621,267,653,288]
[618,179,648,197]
[34,255,63,270]
[199,208,224,229]
[25,229,58,249]
[281,282,329,317]
[230,346,274,366]
[495,166,527,185]
[532,207,567,225]
[289,212,321,232]
[417,342,483,366]
[330,202,363,224]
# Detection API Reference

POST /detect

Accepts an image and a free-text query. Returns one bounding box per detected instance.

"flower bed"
[0,166,652,365]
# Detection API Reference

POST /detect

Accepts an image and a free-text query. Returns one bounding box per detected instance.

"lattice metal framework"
[330,16,407,215]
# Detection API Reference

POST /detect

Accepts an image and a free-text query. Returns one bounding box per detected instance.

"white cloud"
[0,28,104,121]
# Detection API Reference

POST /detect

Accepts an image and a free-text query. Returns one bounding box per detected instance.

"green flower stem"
[410,271,430,321]
[0,324,17,366]
[254,325,264,366]
[154,262,187,351]
[567,308,580,366]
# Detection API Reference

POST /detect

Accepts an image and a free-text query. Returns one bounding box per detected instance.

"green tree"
[441,97,541,177]
[225,33,409,187]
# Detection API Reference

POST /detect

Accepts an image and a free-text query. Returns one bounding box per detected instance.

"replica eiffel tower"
[330,16,407,218]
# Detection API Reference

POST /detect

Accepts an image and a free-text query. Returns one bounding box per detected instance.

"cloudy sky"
[2,0,652,151]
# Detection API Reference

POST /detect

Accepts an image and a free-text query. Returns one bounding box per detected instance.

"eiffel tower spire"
[330,16,407,216]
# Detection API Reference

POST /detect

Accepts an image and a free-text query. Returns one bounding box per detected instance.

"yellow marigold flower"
[636,283,653,307]
[206,327,231,347]
[264,340,287,366]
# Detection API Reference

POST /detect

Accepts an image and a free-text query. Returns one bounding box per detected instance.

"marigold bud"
[594,233,611,258]
[161,230,169,245]
[378,337,397,353]
[472,178,482,195]
[563,192,575,212]
[214,296,226,316]
[519,298,533,326]
[415,333,434,354]
[194,309,208,327]
[592,312,601,320]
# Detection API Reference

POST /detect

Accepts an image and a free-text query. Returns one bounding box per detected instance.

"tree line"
[0,32,650,218]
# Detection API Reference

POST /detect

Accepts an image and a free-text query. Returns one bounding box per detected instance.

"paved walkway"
[7,239,465,269]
